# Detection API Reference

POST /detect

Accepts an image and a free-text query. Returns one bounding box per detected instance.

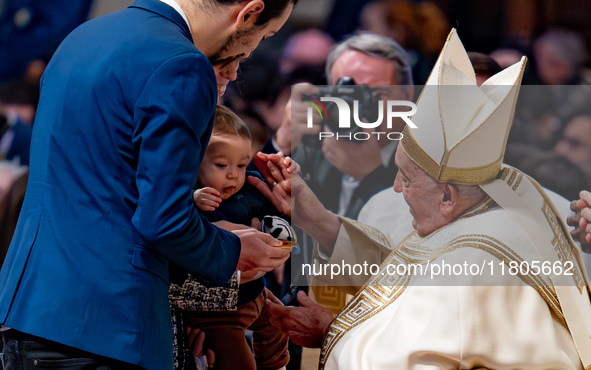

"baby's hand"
[283,156,300,175]
[193,187,222,212]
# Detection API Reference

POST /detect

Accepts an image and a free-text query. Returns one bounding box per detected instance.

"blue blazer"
[0,1,241,369]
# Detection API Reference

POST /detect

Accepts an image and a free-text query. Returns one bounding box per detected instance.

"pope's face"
[393,148,446,236]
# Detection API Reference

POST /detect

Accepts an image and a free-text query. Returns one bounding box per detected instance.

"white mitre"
[401,28,526,185]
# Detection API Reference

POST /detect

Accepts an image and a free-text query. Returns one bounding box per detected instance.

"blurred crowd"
[1,0,591,368]
[2,0,591,181]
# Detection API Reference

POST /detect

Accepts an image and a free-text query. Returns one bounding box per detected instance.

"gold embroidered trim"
[319,228,415,368]
[400,126,502,185]
[506,169,517,189]
[500,167,587,293]
[512,171,523,191]
[500,167,509,181]
[542,201,586,293]
[400,125,441,179]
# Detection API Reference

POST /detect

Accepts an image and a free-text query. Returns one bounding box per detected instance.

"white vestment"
[356,187,591,278]
[317,169,591,369]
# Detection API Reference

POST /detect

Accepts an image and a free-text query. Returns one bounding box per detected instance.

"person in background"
[281,34,414,318]
[279,28,334,76]
[554,113,591,187]
[467,51,501,85]
[531,28,588,86]
[358,0,449,84]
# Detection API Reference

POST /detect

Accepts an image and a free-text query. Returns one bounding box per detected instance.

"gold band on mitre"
[400,125,503,185]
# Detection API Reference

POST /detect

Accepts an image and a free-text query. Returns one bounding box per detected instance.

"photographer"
[277,33,413,220]
[274,34,413,320]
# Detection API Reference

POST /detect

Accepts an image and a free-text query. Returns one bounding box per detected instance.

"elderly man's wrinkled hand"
[266,290,333,348]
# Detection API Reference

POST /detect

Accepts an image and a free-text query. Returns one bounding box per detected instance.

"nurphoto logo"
[303,83,418,142]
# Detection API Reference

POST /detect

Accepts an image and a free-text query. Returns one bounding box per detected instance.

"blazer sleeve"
[132,52,240,286]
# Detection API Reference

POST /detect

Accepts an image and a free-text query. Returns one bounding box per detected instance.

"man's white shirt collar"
[159,0,191,33]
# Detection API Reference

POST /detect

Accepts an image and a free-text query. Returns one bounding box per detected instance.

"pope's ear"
[236,0,264,29]
[440,183,459,216]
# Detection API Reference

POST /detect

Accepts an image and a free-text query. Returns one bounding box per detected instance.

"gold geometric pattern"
[319,272,408,368]
[502,166,586,293]
[310,284,348,315]
[541,201,586,292]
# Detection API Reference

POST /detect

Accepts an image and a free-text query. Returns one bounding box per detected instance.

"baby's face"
[198,133,251,199]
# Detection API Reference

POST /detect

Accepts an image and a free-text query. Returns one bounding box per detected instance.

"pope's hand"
[266,290,334,348]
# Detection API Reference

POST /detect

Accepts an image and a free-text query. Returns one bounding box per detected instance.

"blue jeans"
[1,330,143,369]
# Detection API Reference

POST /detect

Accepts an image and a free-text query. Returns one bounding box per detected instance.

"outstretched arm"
[249,152,342,253]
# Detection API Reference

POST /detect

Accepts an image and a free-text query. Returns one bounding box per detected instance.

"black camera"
[305,76,381,136]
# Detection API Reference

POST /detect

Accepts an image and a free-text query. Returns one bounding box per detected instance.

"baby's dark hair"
[213,104,252,142]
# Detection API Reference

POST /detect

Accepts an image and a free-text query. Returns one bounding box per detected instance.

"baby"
[170,104,290,370]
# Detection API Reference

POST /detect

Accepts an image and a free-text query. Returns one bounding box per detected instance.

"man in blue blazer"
[0,0,295,368]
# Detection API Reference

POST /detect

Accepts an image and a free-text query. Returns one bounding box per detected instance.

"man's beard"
[208,28,255,65]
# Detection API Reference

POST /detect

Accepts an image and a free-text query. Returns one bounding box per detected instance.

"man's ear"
[235,0,265,29]
[440,183,458,217]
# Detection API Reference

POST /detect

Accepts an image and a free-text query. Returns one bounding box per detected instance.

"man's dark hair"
[214,0,298,25]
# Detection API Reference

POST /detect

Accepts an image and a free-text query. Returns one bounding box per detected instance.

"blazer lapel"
[129,0,193,42]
